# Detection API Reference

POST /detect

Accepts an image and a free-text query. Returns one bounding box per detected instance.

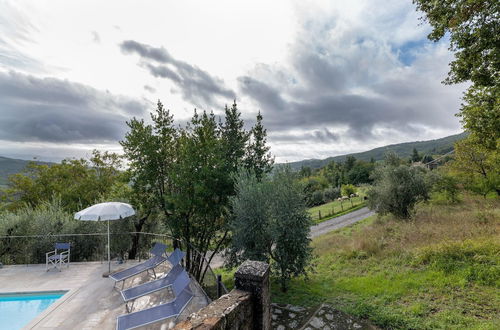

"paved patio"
[0,261,209,329]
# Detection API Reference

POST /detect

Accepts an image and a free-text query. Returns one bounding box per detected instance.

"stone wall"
[175,260,270,330]
[175,290,253,330]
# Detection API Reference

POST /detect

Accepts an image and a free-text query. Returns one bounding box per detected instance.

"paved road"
[309,207,375,238]
[210,207,374,269]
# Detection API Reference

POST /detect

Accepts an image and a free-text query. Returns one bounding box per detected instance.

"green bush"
[368,155,429,219]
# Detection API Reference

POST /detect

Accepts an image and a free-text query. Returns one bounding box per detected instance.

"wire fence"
[0,232,227,300]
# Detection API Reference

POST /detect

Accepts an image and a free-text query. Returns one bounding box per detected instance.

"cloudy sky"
[0,0,466,162]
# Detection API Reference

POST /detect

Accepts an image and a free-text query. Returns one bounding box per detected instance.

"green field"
[308,196,366,224]
[271,194,500,329]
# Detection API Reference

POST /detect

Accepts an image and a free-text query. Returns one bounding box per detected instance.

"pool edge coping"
[22,288,80,330]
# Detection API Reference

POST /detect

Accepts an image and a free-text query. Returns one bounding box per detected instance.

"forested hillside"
[285,132,467,170]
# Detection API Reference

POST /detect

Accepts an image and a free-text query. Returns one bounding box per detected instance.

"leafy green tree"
[121,100,256,280]
[341,184,357,197]
[323,187,341,202]
[229,167,312,291]
[411,148,421,162]
[347,161,374,185]
[221,101,249,173]
[452,137,500,196]
[269,167,312,292]
[299,166,313,178]
[245,111,274,180]
[413,0,499,149]
[428,171,461,203]
[368,155,430,219]
[6,151,124,212]
[300,175,329,206]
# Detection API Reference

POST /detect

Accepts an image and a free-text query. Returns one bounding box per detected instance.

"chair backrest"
[168,263,184,279]
[167,248,185,266]
[150,242,168,257]
[172,271,190,297]
[55,243,70,250]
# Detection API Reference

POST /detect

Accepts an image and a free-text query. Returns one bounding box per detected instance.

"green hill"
[0,156,53,187]
[285,132,467,170]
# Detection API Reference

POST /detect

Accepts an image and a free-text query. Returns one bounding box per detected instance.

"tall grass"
[272,193,500,329]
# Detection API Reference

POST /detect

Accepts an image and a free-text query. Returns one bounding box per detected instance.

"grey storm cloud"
[120,40,235,107]
[237,10,465,145]
[0,71,149,143]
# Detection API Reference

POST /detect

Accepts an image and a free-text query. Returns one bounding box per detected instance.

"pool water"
[0,291,67,330]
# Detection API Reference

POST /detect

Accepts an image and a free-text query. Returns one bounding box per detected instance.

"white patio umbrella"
[74,202,135,273]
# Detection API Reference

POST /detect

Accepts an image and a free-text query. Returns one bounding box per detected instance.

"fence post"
[217,274,222,298]
[318,210,322,220]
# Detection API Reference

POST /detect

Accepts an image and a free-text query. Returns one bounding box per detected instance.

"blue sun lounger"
[116,270,193,330]
[110,242,168,290]
[121,250,186,312]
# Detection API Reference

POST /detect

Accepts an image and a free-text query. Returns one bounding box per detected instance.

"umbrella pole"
[108,219,111,273]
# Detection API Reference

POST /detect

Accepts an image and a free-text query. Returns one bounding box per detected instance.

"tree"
[341,184,357,197]
[221,101,249,174]
[413,0,499,148]
[6,151,124,212]
[367,155,430,219]
[245,111,274,180]
[452,137,500,196]
[120,100,177,257]
[229,167,312,291]
[411,148,421,162]
[121,100,258,281]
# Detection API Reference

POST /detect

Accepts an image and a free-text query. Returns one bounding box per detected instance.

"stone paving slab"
[271,303,378,330]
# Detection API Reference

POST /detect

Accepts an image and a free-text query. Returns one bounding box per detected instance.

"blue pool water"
[0,291,66,330]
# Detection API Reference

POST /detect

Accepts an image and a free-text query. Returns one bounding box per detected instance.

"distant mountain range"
[0,132,467,186]
[283,132,467,170]
[0,156,53,186]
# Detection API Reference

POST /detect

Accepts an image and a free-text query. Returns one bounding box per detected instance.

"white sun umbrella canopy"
[74,202,135,273]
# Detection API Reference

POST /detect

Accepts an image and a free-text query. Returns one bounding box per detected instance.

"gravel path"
[309,207,375,238]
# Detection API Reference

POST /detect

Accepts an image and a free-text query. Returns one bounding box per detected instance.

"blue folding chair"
[110,242,168,290]
[46,243,70,271]
[116,270,193,330]
[121,250,186,312]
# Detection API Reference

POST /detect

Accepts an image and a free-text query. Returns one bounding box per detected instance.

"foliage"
[121,100,272,280]
[5,151,124,212]
[0,198,114,264]
[300,175,329,207]
[285,132,466,171]
[341,184,357,197]
[411,147,421,162]
[460,85,500,150]
[367,155,430,219]
[452,136,500,196]
[414,0,499,155]
[427,170,461,203]
[245,111,274,180]
[413,0,499,87]
[272,194,500,329]
[229,167,312,291]
[323,187,340,202]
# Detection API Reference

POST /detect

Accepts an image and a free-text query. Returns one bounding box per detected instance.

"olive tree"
[229,166,312,291]
[367,155,430,219]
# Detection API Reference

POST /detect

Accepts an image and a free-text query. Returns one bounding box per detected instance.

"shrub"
[323,187,341,202]
[368,156,430,219]
[229,166,312,291]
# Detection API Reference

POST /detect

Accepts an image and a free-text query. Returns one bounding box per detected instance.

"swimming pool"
[0,291,67,330]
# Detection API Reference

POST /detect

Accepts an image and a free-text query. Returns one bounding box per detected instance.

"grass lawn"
[271,193,500,329]
[309,196,366,223]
